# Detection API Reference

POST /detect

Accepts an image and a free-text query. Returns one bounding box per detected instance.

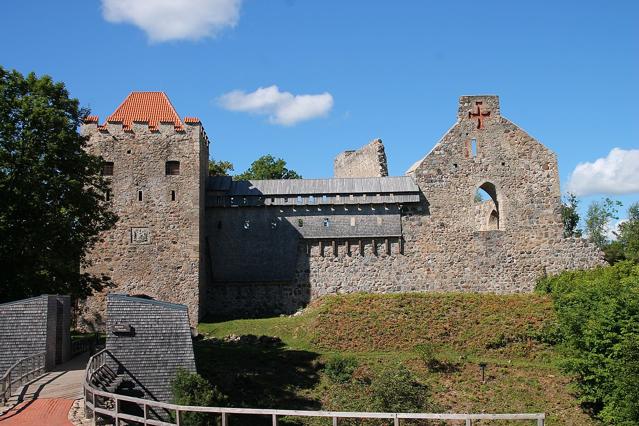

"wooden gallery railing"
[0,352,46,405]
[84,350,546,426]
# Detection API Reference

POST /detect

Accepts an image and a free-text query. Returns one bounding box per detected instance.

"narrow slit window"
[105,190,111,201]
[350,217,356,226]
[138,190,143,201]
[323,218,330,227]
[171,190,176,201]
[165,161,180,175]
[471,139,477,157]
[102,161,114,176]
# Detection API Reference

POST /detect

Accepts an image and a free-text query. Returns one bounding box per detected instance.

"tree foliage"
[0,67,117,302]
[235,154,301,180]
[171,369,227,426]
[618,203,639,264]
[561,192,582,238]
[584,197,622,250]
[208,159,234,176]
[536,262,639,424]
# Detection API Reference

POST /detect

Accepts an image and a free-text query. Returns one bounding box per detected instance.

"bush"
[369,364,430,413]
[414,343,438,370]
[171,369,227,426]
[324,354,359,383]
[536,261,639,424]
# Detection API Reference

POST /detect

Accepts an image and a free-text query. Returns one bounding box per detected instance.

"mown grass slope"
[198,293,594,425]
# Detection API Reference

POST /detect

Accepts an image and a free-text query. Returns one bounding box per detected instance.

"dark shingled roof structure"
[105,294,196,403]
[0,295,71,376]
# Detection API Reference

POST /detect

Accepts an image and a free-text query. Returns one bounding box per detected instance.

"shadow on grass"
[194,337,322,412]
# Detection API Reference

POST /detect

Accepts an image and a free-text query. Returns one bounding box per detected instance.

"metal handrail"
[0,352,46,405]
[84,349,545,425]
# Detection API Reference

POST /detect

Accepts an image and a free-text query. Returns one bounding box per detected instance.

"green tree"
[536,262,639,424]
[235,154,301,180]
[618,203,639,263]
[208,159,234,176]
[0,67,117,303]
[561,192,582,238]
[584,197,622,250]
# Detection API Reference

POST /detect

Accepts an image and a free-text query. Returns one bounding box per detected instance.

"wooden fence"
[84,349,545,425]
[0,352,46,405]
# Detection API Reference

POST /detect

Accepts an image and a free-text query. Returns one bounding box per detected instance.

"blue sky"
[1,0,638,222]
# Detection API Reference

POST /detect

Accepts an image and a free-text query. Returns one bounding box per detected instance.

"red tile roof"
[106,92,184,131]
[184,117,201,124]
[83,115,99,123]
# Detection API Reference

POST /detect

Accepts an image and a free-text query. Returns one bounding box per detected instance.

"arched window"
[474,182,500,231]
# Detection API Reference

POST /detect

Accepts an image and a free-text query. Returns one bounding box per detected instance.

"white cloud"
[567,148,639,196]
[218,85,334,126]
[102,0,241,42]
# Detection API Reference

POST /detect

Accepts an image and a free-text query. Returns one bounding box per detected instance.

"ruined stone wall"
[334,139,388,178]
[80,121,208,327]
[295,96,604,298]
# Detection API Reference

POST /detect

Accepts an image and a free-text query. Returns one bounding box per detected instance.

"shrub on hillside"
[369,364,431,413]
[324,354,359,383]
[536,261,639,424]
[171,369,227,426]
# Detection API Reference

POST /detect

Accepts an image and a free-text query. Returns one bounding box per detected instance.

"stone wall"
[334,139,388,178]
[80,121,208,328]
[295,95,604,297]
[0,295,70,375]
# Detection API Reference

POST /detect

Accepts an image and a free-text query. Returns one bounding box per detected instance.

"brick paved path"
[0,353,88,425]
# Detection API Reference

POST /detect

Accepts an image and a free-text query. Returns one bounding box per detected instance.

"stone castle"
[80,93,603,325]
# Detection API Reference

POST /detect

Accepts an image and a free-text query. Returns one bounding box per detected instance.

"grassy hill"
[197,293,595,425]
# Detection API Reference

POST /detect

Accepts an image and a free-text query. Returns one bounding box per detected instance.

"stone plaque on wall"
[131,227,150,244]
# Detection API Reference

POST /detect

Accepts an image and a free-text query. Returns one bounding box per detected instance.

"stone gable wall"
[80,122,208,328]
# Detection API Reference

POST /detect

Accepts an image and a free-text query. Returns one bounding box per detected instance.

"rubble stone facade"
[81,93,208,325]
[82,93,604,323]
[334,138,388,178]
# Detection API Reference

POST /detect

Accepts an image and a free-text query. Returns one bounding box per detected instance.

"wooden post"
[319,241,324,257]
[465,419,472,426]
[394,414,399,426]
[385,238,390,255]
[332,240,337,257]
[359,240,364,256]
[345,240,350,256]
[332,416,338,426]
[176,409,181,426]
[372,239,377,256]
[221,412,228,426]
[537,419,544,426]
[272,414,278,425]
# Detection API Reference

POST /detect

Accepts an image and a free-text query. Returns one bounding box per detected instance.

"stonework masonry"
[334,138,388,178]
[82,93,604,323]
[81,94,208,326]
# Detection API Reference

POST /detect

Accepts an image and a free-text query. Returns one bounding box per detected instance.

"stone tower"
[81,92,209,326]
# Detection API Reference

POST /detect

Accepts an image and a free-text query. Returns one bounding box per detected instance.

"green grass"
[197,293,596,425]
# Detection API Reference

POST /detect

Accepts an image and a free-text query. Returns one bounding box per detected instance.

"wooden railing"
[0,352,46,405]
[84,350,545,425]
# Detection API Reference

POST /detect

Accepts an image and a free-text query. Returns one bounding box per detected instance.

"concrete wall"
[0,295,71,375]
[80,121,208,328]
[105,294,196,403]
[334,139,388,178]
